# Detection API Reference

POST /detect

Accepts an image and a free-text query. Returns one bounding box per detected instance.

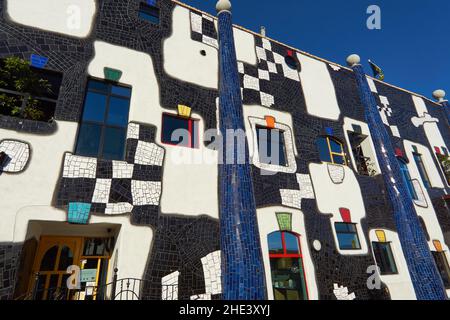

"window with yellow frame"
[316,136,347,165]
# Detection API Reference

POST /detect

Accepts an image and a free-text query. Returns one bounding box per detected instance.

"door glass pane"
[58,246,74,271]
[76,123,102,157]
[46,274,60,300]
[34,274,47,300]
[106,96,130,127]
[336,232,361,250]
[39,245,58,271]
[284,233,300,254]
[82,92,107,122]
[102,127,126,160]
[268,232,283,254]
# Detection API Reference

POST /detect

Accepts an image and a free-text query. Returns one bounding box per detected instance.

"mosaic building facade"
[0,0,449,300]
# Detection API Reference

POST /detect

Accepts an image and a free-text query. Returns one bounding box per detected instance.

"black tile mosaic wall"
[0,0,448,300]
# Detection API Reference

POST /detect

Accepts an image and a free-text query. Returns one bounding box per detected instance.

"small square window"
[161,113,199,148]
[335,222,361,250]
[139,2,160,25]
[256,126,287,167]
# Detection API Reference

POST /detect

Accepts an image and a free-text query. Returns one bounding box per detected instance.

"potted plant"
[0,56,53,121]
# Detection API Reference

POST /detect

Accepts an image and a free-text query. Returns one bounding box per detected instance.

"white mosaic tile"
[134,141,164,166]
[260,92,274,108]
[162,271,179,300]
[0,140,30,172]
[333,283,356,300]
[131,180,161,206]
[327,164,345,184]
[112,160,134,179]
[201,250,222,295]
[243,74,260,91]
[126,123,140,140]
[105,202,133,215]
[63,154,97,178]
[91,179,111,204]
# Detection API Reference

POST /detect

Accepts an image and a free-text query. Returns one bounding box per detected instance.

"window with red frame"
[161,113,199,148]
[268,231,308,300]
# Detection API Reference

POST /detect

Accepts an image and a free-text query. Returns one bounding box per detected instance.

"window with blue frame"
[161,113,199,148]
[413,152,431,189]
[75,79,131,160]
[335,222,361,250]
[398,157,418,200]
[139,2,160,25]
[316,136,347,165]
[256,126,287,167]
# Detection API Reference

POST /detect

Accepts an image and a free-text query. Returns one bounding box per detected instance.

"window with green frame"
[316,136,347,165]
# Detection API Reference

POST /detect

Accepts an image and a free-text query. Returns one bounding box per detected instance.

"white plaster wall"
[163,6,218,89]
[309,163,368,255]
[0,122,78,242]
[256,206,318,300]
[412,95,449,187]
[6,0,96,38]
[368,229,416,300]
[343,117,381,175]
[88,41,218,218]
[233,27,257,66]
[297,53,340,121]
[12,206,152,281]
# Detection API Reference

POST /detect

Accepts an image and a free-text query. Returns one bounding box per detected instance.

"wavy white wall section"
[6,0,96,38]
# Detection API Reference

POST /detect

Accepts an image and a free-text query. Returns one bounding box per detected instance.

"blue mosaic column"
[216,0,267,300]
[348,55,447,300]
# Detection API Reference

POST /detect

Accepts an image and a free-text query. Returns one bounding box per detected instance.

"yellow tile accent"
[433,240,443,252]
[375,230,386,243]
[177,104,192,118]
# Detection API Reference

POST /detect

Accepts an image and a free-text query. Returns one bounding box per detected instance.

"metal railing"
[15,269,179,301]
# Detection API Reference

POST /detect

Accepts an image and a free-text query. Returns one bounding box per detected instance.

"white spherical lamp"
[346,54,361,67]
[433,89,446,102]
[216,0,232,13]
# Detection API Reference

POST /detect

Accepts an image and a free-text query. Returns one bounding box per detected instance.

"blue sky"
[182,0,450,100]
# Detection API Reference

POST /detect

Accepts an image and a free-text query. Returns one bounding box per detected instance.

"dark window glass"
[107,97,130,126]
[139,2,160,25]
[335,222,361,250]
[102,127,126,160]
[58,246,74,271]
[284,55,298,70]
[398,158,418,200]
[82,92,107,122]
[161,113,199,148]
[316,137,332,163]
[268,232,283,254]
[372,242,398,275]
[432,251,450,289]
[39,246,58,271]
[75,80,131,160]
[317,136,346,165]
[75,123,102,158]
[413,153,431,188]
[256,126,287,167]
[284,232,300,254]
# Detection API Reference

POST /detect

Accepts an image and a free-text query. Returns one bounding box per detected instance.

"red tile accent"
[395,148,403,157]
[434,147,441,155]
[339,208,351,223]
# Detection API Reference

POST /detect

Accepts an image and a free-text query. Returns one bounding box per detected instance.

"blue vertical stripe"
[351,63,447,300]
[217,10,267,300]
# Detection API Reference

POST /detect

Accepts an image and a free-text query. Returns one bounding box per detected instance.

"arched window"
[268,231,308,300]
[316,136,347,165]
[397,157,418,200]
